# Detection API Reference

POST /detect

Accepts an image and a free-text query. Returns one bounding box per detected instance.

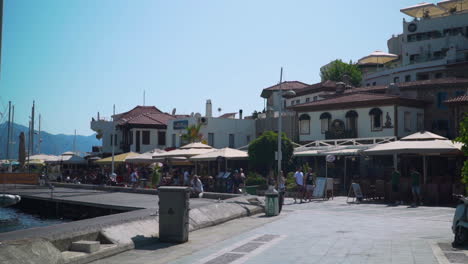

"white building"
[90,106,177,154]
[290,92,425,142]
[359,1,468,86]
[166,100,255,149]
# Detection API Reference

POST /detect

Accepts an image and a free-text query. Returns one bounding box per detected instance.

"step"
[70,240,100,253]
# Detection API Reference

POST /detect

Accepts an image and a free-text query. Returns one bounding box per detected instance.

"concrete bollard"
[158,186,190,243]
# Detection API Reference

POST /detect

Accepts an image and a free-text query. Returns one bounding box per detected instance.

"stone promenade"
[92,197,467,264]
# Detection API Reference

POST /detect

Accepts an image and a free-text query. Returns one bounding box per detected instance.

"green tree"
[320,59,362,87]
[181,124,204,143]
[456,114,468,192]
[248,131,294,177]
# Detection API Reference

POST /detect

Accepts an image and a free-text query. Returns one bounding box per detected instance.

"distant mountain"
[0,122,100,159]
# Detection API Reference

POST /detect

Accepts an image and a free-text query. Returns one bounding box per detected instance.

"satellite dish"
[194,113,201,119]
[326,155,336,163]
[172,108,176,115]
[217,108,222,112]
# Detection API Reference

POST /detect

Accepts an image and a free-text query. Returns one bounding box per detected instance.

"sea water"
[0,207,67,233]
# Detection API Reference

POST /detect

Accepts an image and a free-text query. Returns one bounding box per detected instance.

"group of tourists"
[293,167,317,203]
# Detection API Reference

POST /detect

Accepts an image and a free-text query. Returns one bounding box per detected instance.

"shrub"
[245,172,267,189]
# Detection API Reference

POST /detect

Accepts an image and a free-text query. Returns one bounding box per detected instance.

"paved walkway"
[92,197,466,264]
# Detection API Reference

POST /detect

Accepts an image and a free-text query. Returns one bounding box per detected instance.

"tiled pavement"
[93,197,468,264]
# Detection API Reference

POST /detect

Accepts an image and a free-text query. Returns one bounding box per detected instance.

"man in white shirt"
[294,168,304,203]
[191,175,204,197]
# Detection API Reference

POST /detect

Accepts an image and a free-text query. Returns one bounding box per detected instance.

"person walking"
[191,175,204,197]
[183,169,190,186]
[305,169,316,202]
[391,169,402,205]
[410,167,421,207]
[130,169,139,188]
[294,168,304,203]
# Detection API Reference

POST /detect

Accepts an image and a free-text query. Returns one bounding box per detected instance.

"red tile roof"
[290,92,425,111]
[115,106,175,127]
[444,94,468,104]
[261,81,309,98]
[219,112,237,118]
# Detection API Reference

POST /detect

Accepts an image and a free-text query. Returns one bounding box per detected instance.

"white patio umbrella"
[125,149,166,163]
[190,148,248,161]
[364,131,463,183]
[152,142,214,158]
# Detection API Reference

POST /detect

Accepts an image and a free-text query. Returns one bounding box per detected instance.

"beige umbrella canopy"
[358,50,398,65]
[364,131,462,155]
[190,148,248,161]
[400,2,446,18]
[179,142,213,149]
[125,149,166,163]
[27,154,60,163]
[153,142,214,159]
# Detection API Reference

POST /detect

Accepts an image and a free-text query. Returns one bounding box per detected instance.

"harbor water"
[0,207,67,233]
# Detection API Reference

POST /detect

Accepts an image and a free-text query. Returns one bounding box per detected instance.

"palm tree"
[181,124,204,143]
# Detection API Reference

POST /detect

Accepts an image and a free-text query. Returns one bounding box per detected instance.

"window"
[129,131,133,145]
[404,112,411,131]
[142,131,150,145]
[305,98,310,103]
[114,134,118,146]
[417,73,429,81]
[366,83,370,87]
[435,72,443,79]
[345,110,358,133]
[372,82,376,86]
[320,112,331,133]
[110,134,113,146]
[299,114,311,135]
[369,108,383,131]
[437,92,448,109]
[208,133,214,146]
[296,100,300,104]
[393,77,400,83]
[229,134,235,148]
[405,75,411,82]
[172,134,176,147]
[158,131,166,146]
[417,113,424,131]
[313,96,318,101]
[246,135,251,143]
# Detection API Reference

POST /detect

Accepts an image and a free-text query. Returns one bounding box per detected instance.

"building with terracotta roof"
[290,92,426,142]
[91,106,178,154]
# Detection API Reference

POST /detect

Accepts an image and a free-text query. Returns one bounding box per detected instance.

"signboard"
[173,120,188,130]
[351,183,363,199]
[326,155,336,163]
[313,177,326,198]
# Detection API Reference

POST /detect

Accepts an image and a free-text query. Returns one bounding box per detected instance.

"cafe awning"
[190,148,248,161]
[94,152,138,164]
[125,149,166,163]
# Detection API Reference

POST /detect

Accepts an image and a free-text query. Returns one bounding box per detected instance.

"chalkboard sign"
[313,177,326,198]
[351,183,363,199]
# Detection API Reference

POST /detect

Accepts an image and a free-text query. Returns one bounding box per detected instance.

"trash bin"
[265,187,279,217]
[158,186,190,243]
[245,185,259,195]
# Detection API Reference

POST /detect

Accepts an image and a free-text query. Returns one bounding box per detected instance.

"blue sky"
[1,0,415,135]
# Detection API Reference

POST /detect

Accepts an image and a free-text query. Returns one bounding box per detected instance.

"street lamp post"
[277,68,296,189]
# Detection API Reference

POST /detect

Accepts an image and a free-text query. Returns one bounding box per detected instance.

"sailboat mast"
[6,100,10,160]
[73,129,76,154]
[30,101,35,156]
[38,114,41,154]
